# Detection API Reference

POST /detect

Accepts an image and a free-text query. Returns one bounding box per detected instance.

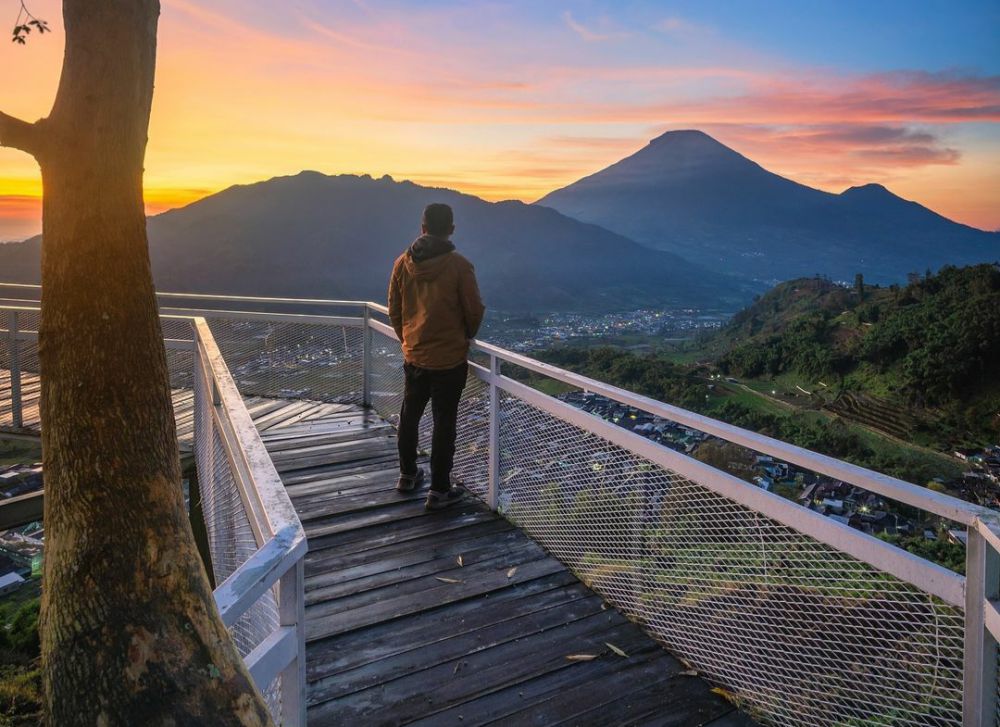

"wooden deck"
[1,372,754,725]
[254,398,753,727]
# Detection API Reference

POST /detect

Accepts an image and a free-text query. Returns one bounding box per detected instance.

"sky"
[0,0,998,241]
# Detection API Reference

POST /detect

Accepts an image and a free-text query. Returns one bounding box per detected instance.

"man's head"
[421,203,455,238]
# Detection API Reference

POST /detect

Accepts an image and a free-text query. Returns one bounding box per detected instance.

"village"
[483,308,726,352]
[558,390,1000,550]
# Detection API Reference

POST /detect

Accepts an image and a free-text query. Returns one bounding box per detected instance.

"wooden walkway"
[253,398,753,727]
[1,372,754,725]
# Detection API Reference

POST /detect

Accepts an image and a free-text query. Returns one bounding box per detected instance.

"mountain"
[0,172,753,312]
[536,130,999,284]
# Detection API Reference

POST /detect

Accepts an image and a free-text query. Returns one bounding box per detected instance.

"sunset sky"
[1,0,998,241]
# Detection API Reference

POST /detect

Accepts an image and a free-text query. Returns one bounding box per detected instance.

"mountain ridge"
[537,130,998,283]
[0,170,753,312]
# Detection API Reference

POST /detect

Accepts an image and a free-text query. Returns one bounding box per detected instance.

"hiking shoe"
[396,468,425,493]
[425,486,466,511]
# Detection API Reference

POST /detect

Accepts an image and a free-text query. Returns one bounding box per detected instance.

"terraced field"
[823,391,920,441]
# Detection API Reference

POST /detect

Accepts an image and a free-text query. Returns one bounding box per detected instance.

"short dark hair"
[422,203,454,236]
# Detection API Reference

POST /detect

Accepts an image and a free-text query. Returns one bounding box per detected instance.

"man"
[388,203,486,510]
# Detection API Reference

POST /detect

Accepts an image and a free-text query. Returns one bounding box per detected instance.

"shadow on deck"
[251,399,754,727]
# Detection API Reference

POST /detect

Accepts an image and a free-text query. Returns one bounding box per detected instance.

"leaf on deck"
[565,654,598,662]
[506,566,517,578]
[435,576,463,584]
[606,642,628,658]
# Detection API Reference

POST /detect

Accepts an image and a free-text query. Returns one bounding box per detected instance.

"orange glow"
[0,0,997,240]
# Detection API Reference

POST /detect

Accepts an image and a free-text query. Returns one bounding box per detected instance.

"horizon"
[1,0,999,240]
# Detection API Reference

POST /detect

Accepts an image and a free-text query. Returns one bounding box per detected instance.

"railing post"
[362,304,372,409]
[7,311,22,429]
[487,354,500,511]
[963,524,999,726]
[279,558,306,727]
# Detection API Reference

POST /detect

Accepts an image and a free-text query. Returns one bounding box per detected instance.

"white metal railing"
[0,299,307,725]
[2,284,1000,726]
[193,317,307,725]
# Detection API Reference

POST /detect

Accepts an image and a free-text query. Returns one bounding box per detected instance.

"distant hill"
[706,264,1000,446]
[537,130,999,285]
[0,171,753,312]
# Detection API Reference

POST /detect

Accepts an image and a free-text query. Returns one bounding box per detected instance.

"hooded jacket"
[388,234,486,370]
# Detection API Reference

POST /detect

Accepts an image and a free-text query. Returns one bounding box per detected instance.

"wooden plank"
[307,592,614,706]
[305,556,567,641]
[699,709,759,727]
[285,465,403,498]
[269,438,397,471]
[304,522,518,587]
[305,508,496,556]
[303,498,486,540]
[252,401,316,431]
[305,537,545,605]
[305,540,551,623]
[295,486,430,522]
[404,635,671,726]
[548,671,730,727]
[307,618,660,725]
[305,574,584,682]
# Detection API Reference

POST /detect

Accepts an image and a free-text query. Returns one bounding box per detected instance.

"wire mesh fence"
[193,347,283,720]
[160,317,195,390]
[495,391,966,726]
[204,317,365,405]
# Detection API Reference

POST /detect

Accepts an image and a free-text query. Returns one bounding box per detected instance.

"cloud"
[562,12,629,42]
[707,124,963,168]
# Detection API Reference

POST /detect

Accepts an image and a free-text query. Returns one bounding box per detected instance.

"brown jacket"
[388,235,485,370]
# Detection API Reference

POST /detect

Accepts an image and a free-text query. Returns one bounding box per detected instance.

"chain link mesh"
[160,317,195,390]
[193,349,283,720]
[495,392,966,727]
[205,317,364,405]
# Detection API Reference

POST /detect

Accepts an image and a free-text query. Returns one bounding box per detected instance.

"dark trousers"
[398,361,468,492]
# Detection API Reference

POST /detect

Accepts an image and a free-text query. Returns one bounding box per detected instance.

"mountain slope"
[706,264,1000,445]
[0,172,754,312]
[537,130,999,284]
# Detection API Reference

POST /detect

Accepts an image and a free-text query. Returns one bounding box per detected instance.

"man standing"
[388,203,486,510]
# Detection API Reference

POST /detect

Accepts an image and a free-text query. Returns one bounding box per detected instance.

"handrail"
[0,282,367,309]
[192,317,307,725]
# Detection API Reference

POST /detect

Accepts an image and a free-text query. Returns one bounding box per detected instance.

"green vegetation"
[518,344,961,484]
[0,583,41,725]
[709,265,1000,448]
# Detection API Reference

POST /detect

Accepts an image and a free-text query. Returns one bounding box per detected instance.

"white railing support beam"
[964,524,1000,726]
[362,304,372,408]
[487,353,500,511]
[6,310,21,429]
[279,558,307,727]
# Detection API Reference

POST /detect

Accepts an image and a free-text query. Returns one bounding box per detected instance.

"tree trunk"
[2,1,272,723]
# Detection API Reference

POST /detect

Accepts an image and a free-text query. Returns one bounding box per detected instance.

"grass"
[703,381,963,484]
[0,440,41,469]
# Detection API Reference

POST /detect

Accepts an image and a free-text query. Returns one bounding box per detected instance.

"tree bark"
[1,1,272,723]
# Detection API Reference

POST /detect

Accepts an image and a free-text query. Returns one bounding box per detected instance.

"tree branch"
[0,110,39,155]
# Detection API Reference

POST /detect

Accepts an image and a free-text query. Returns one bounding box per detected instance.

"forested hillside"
[711,264,1000,446]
